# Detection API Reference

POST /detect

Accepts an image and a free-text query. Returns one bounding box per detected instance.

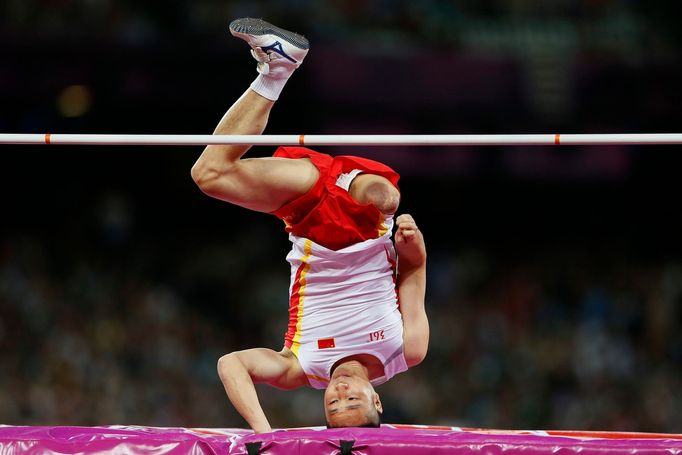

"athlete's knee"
[191,151,221,190]
[360,178,400,215]
[374,182,400,214]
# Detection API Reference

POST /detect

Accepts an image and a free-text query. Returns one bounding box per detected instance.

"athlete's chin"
[330,371,352,381]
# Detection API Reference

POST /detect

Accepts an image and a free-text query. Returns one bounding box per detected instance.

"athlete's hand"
[394,214,426,267]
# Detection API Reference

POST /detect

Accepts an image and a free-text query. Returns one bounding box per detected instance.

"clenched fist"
[394,214,426,267]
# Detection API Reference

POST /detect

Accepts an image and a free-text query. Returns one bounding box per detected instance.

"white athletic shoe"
[229,18,309,80]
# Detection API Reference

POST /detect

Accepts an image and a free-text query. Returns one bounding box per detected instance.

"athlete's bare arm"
[191,89,319,213]
[394,214,429,366]
[217,347,307,433]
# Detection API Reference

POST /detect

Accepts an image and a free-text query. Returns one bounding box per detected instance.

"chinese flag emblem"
[317,338,335,349]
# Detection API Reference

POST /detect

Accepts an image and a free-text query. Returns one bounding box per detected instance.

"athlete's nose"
[335,382,349,392]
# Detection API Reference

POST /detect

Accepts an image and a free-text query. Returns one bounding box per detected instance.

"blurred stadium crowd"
[1,0,682,435]
[1,0,677,51]
[1,208,681,431]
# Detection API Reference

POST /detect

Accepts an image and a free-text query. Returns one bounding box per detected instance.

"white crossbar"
[0,133,681,146]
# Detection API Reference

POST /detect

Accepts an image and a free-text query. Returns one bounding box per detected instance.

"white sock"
[250,74,289,101]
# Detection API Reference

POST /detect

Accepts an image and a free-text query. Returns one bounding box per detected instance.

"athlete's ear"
[373,392,383,414]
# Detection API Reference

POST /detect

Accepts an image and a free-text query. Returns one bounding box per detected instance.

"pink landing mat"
[1,424,682,454]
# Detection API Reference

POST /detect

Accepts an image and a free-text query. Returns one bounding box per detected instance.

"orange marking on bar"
[555,133,561,145]
[45,133,51,145]
[299,134,305,146]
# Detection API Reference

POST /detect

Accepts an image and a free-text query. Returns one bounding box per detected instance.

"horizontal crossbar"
[1,133,681,146]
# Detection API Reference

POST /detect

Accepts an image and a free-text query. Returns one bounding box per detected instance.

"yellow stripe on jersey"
[290,239,313,356]
[376,213,389,237]
[306,373,330,384]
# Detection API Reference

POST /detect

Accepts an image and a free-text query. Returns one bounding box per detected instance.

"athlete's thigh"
[219,157,319,213]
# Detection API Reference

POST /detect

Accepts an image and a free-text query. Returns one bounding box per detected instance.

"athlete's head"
[324,362,383,428]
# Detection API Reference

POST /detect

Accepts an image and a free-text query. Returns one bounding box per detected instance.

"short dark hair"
[326,409,381,428]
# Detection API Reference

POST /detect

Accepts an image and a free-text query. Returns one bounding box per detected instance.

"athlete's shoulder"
[274,348,308,390]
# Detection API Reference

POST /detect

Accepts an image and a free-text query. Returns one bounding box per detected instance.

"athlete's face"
[324,364,382,427]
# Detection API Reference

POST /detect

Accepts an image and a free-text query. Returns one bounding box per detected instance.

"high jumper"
[190,18,428,433]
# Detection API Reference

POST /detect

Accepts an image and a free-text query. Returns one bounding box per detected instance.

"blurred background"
[1,0,681,433]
